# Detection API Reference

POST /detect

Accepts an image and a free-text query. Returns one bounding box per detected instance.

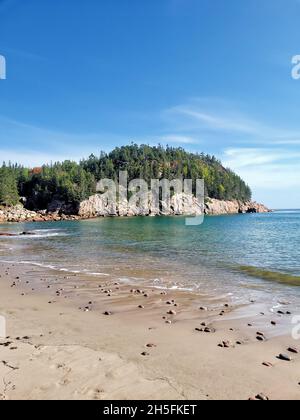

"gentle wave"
[273,210,300,214]
[2,260,110,277]
[236,265,300,287]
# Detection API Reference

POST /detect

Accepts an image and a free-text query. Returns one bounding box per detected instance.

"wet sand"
[0,262,299,400]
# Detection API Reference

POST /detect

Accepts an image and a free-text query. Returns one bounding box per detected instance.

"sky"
[1,0,300,208]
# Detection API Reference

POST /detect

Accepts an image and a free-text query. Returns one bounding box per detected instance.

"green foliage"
[81,144,252,201]
[0,161,96,210]
[1,144,251,210]
[0,164,20,206]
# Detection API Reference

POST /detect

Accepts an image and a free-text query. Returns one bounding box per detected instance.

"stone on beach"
[255,393,269,401]
[278,354,292,361]
[103,311,112,316]
[256,336,265,342]
[262,362,273,368]
[218,340,231,348]
[167,310,176,315]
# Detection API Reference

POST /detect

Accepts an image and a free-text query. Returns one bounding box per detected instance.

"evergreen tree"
[0,164,20,206]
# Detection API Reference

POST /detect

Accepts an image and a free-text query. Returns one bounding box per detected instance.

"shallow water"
[1,211,300,311]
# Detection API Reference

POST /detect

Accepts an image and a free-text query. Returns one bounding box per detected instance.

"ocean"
[1,210,300,311]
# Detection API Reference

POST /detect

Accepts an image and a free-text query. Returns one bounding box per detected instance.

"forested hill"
[0,144,251,209]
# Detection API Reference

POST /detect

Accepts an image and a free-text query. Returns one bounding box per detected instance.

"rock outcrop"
[0,196,271,223]
[204,198,270,215]
[0,205,79,223]
[78,192,204,218]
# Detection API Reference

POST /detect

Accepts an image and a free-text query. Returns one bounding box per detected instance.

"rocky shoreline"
[0,195,270,224]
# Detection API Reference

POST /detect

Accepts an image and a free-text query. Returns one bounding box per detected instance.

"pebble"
[278,353,292,361]
[141,351,150,356]
[255,393,269,401]
[262,362,273,368]
[204,327,216,333]
[256,335,265,342]
[167,310,176,315]
[218,340,231,348]
[103,311,112,316]
[287,347,298,354]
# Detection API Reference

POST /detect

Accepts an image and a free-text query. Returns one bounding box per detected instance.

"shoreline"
[0,261,299,400]
[0,198,271,224]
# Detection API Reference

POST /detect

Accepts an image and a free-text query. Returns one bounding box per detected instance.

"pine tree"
[0,165,20,206]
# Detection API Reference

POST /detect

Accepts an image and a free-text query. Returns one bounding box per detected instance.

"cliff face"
[0,196,270,223]
[77,194,270,218]
[77,193,204,218]
[204,198,270,215]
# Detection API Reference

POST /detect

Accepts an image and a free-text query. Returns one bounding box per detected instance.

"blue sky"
[1,0,300,208]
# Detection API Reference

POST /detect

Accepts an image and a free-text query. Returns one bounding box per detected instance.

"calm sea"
[1,210,300,310]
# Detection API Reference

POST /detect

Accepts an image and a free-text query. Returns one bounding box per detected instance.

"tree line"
[0,144,251,209]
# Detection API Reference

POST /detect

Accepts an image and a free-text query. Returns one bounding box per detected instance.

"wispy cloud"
[164,105,259,134]
[222,147,300,189]
[223,148,300,169]
[0,116,123,165]
[162,98,300,147]
[161,98,300,204]
[152,134,200,145]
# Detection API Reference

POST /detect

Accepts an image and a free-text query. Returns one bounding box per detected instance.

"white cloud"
[162,98,300,147]
[222,147,300,190]
[156,134,200,144]
[0,149,85,167]
[165,105,259,134]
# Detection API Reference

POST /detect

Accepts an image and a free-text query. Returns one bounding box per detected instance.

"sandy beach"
[0,261,299,400]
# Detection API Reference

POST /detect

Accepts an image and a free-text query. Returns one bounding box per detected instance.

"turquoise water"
[1,210,300,309]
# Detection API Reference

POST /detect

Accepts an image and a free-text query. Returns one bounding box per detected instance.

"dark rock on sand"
[255,393,269,401]
[278,353,292,361]
[256,336,265,342]
[262,362,273,368]
[167,310,176,315]
[204,327,216,333]
[218,340,231,348]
